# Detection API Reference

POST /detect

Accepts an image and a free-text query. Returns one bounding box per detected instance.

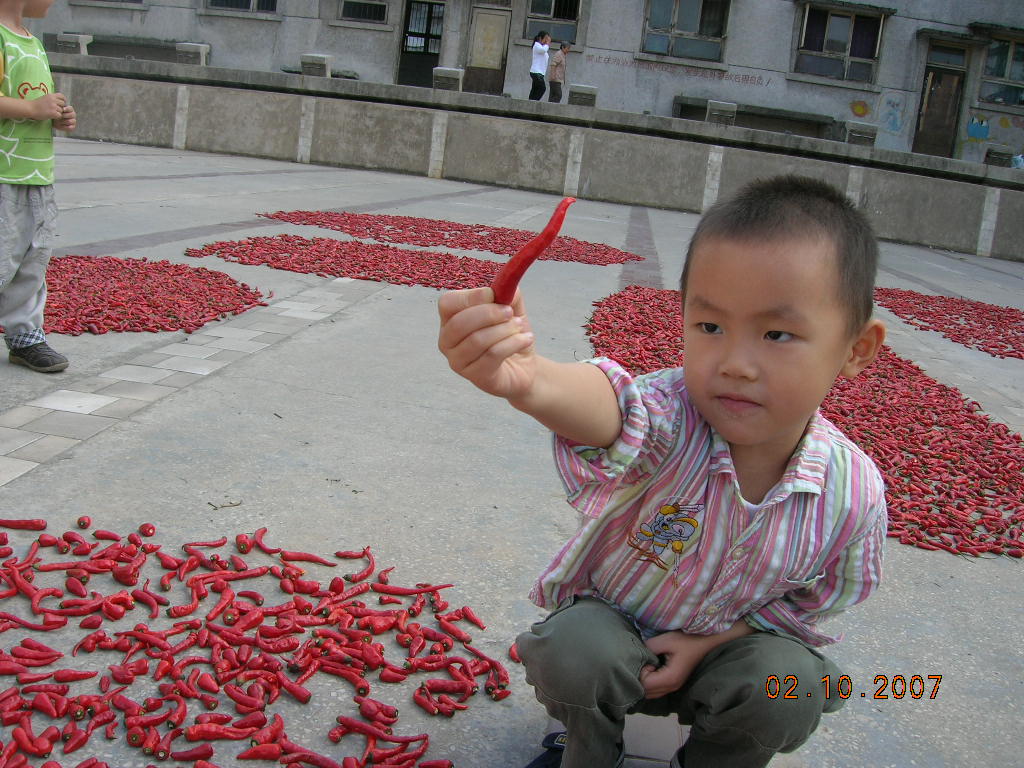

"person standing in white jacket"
[529,31,551,100]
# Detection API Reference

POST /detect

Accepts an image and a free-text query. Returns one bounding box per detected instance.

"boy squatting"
[437,176,888,768]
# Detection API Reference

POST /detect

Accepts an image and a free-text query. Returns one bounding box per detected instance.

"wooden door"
[463,6,511,95]
[912,66,963,157]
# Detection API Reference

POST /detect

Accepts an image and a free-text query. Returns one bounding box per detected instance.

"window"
[403,1,443,55]
[795,5,882,83]
[642,0,729,62]
[208,0,276,11]
[341,1,386,22]
[526,0,579,45]
[980,39,1024,107]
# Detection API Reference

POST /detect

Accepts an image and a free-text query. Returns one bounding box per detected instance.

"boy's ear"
[840,318,885,379]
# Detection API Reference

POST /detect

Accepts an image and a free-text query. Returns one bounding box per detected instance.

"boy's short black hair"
[680,175,878,336]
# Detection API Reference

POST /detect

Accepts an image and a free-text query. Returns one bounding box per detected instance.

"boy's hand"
[28,92,66,121]
[438,287,536,401]
[640,631,708,699]
[54,102,76,132]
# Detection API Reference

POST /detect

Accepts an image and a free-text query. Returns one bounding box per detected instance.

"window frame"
[979,37,1024,108]
[207,0,277,12]
[641,0,730,63]
[525,0,580,45]
[339,0,387,23]
[794,3,884,84]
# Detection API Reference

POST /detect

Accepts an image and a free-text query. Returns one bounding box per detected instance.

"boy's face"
[682,235,877,466]
[23,0,55,17]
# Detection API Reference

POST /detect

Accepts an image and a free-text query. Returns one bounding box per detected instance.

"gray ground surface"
[0,138,1021,767]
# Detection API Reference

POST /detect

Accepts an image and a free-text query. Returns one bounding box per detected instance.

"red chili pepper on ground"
[0,518,47,530]
[491,197,576,304]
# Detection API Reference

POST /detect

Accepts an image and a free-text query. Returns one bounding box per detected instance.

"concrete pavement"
[0,138,1021,767]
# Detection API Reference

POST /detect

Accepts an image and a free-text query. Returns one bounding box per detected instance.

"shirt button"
[705,604,720,615]
[731,546,747,559]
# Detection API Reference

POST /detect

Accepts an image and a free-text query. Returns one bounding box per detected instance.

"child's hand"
[438,287,537,401]
[28,93,67,122]
[54,102,76,132]
[640,631,706,699]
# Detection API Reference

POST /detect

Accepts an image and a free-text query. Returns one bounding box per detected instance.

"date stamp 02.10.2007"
[765,674,943,701]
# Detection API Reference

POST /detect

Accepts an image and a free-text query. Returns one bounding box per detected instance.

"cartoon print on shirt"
[627,501,702,570]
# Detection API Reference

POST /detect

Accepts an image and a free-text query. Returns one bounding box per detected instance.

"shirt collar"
[708,411,831,502]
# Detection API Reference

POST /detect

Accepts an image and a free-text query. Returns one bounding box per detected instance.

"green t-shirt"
[0,23,55,185]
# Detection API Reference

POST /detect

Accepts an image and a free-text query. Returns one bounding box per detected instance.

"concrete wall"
[31,1,1024,160]
[49,59,1024,263]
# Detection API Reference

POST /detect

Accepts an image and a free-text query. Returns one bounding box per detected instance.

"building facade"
[31,0,1024,162]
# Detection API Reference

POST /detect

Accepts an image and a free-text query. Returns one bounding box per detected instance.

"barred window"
[642,0,729,62]
[208,0,277,11]
[980,38,1024,107]
[795,5,883,83]
[526,0,579,45]
[341,1,387,23]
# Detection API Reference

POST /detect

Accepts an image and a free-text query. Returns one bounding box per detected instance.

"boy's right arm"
[438,287,621,448]
[0,92,66,121]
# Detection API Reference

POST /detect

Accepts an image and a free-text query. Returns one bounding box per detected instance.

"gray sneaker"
[9,342,69,373]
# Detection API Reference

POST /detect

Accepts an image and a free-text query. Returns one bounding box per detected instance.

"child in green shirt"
[0,0,76,371]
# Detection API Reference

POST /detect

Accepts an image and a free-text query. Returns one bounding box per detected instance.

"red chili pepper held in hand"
[490,197,576,304]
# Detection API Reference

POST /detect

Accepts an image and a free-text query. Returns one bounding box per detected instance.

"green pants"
[516,597,844,768]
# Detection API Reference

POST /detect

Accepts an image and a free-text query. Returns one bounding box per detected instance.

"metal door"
[912,66,964,157]
[463,6,511,95]
[397,1,445,88]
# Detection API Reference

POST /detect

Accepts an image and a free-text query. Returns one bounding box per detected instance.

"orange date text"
[765,674,942,700]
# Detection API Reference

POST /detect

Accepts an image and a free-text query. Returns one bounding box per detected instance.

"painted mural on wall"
[960,111,1024,164]
[878,90,908,136]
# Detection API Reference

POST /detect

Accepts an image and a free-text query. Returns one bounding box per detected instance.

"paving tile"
[278,309,331,320]
[67,375,119,393]
[0,456,38,485]
[243,319,311,335]
[250,332,290,345]
[129,353,173,366]
[624,715,683,761]
[26,390,119,414]
[158,372,205,388]
[202,337,270,353]
[20,411,118,440]
[206,349,249,363]
[154,343,221,359]
[100,365,175,384]
[197,327,265,340]
[273,300,323,311]
[95,381,178,402]
[91,398,150,419]
[153,357,229,375]
[0,427,43,454]
[0,406,51,428]
[7,435,79,463]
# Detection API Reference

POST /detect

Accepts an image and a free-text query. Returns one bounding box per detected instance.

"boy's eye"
[765,330,793,342]
[697,322,721,334]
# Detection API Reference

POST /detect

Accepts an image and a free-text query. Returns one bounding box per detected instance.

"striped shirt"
[529,359,887,647]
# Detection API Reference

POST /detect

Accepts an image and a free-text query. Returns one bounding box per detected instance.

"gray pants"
[0,184,57,350]
[517,598,844,768]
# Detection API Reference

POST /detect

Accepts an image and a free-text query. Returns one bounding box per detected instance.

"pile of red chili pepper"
[186,235,502,291]
[874,287,1024,360]
[0,517,509,767]
[586,285,1024,557]
[37,256,266,336]
[259,211,643,266]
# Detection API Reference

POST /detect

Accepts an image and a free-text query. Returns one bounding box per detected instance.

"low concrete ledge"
[176,43,210,67]
[567,84,597,107]
[45,53,1024,195]
[432,67,464,91]
[56,33,92,55]
[300,54,333,78]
